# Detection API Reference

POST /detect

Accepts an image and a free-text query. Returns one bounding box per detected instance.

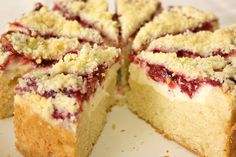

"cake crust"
[14,100,77,157]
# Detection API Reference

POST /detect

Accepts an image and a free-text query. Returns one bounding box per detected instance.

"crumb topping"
[15,43,120,127]
[148,26,236,56]
[117,0,160,40]
[0,44,11,65]
[133,6,217,50]
[51,44,120,75]
[6,32,80,63]
[18,70,83,95]
[137,52,234,81]
[56,0,119,42]
[11,6,103,43]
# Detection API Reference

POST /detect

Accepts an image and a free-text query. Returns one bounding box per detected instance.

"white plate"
[0,0,235,157]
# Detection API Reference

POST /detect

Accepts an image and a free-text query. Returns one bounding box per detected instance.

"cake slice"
[8,4,103,44]
[14,44,120,157]
[133,6,218,51]
[116,0,161,86]
[53,0,119,46]
[0,4,107,119]
[148,24,236,59]
[127,26,236,157]
[0,31,81,118]
[117,4,218,86]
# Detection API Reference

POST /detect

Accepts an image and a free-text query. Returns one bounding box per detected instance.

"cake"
[53,0,119,46]
[0,4,106,119]
[9,2,121,157]
[14,44,120,157]
[127,25,236,157]
[0,0,235,157]
[117,3,218,86]
[116,0,161,86]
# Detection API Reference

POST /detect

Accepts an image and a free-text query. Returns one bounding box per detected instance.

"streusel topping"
[9,6,103,43]
[55,0,119,42]
[137,52,235,81]
[51,44,120,75]
[5,32,80,63]
[117,0,160,40]
[133,6,217,51]
[148,25,236,56]
[18,70,83,96]
[0,44,11,66]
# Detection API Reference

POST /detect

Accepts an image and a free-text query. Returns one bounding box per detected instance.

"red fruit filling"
[15,64,108,120]
[8,22,99,45]
[134,59,221,98]
[134,20,217,52]
[0,32,76,71]
[53,3,117,45]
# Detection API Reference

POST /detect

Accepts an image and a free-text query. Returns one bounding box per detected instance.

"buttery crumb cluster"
[15,44,120,125]
[117,0,161,40]
[4,32,80,63]
[148,25,236,57]
[132,6,218,51]
[8,6,103,44]
[54,0,119,43]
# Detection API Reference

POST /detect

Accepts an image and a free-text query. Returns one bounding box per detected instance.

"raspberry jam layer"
[134,20,217,52]
[134,59,221,98]
[53,3,117,44]
[8,22,97,44]
[0,33,57,70]
[15,64,108,121]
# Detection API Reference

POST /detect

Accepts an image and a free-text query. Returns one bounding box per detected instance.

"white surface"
[0,0,235,157]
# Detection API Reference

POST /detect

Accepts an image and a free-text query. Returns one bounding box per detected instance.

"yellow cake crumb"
[112,123,116,130]
[133,6,217,50]
[17,92,79,131]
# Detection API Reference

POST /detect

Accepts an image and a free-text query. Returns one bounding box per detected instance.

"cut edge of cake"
[14,43,120,157]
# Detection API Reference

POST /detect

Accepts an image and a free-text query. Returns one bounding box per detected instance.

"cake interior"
[0,1,236,157]
[14,61,119,157]
[127,63,236,157]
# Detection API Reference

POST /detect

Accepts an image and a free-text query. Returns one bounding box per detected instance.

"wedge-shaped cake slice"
[133,6,218,51]
[0,31,81,118]
[148,24,236,59]
[116,0,161,86]
[0,4,112,119]
[116,0,161,42]
[54,0,119,45]
[128,25,236,157]
[128,52,236,157]
[8,4,103,44]
[14,44,120,157]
